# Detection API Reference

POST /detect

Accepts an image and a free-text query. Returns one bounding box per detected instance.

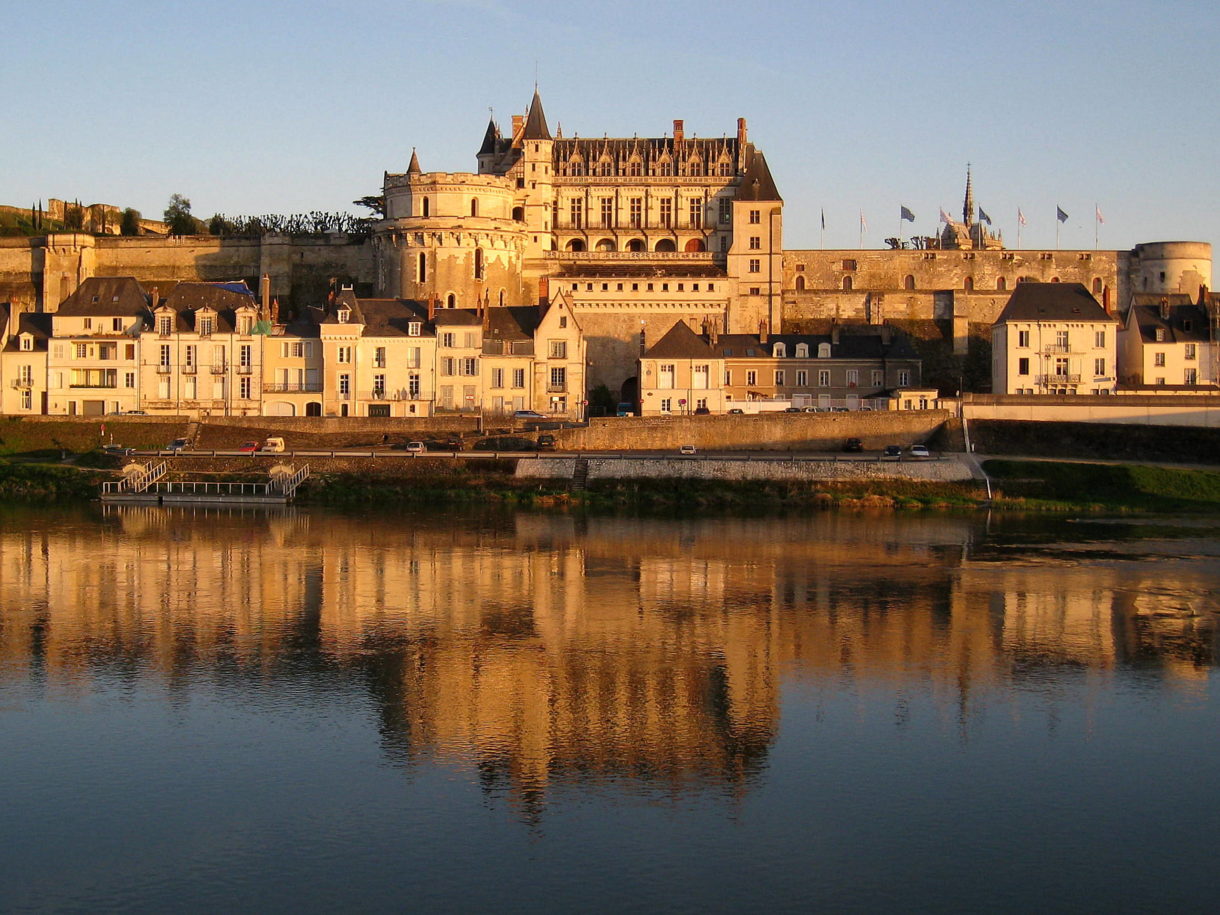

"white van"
[262,437,286,453]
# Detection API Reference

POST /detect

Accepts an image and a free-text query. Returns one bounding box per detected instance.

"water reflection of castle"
[0,508,1214,809]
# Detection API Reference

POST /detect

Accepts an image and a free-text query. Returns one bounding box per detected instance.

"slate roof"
[556,264,726,279]
[1127,300,1211,344]
[324,291,435,336]
[485,306,540,341]
[646,323,920,361]
[643,321,715,359]
[1,308,52,352]
[522,89,551,140]
[736,147,781,203]
[159,281,257,334]
[994,283,1115,324]
[431,308,483,327]
[55,276,149,316]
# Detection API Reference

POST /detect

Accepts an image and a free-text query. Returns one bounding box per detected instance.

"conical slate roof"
[523,89,551,140]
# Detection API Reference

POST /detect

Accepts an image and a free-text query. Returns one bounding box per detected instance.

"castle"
[0,90,1212,402]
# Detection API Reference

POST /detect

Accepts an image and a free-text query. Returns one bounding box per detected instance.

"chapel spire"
[963,164,975,227]
[407,148,422,176]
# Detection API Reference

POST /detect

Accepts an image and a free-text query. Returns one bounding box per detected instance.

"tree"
[164,194,197,235]
[353,195,386,218]
[65,200,84,231]
[120,208,141,236]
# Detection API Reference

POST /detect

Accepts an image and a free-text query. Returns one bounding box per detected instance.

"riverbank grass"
[984,460,1220,512]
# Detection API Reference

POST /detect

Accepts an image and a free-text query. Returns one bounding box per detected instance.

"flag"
[1017,208,1027,226]
[978,207,991,226]
[938,207,953,224]
[900,205,915,222]
[1056,206,1069,223]
[1095,205,1104,224]
[859,212,868,232]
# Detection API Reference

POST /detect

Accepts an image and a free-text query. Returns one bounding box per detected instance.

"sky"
[4,0,1217,252]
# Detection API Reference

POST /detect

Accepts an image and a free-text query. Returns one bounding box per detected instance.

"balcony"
[69,382,117,389]
[182,364,196,374]
[546,384,567,393]
[156,365,172,374]
[1038,374,1081,384]
[1042,344,1071,354]
[211,365,227,375]
[236,364,253,374]
[11,379,33,389]
[263,383,322,394]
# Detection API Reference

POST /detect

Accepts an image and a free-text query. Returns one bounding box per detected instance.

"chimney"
[1199,283,1209,306]
[759,319,768,344]
[831,320,841,346]
[1160,296,1170,321]
[148,286,159,309]
[428,297,437,321]
[1102,285,1111,314]
[260,273,270,317]
[673,119,684,144]
[737,117,747,148]
[512,114,524,137]
[538,276,550,314]
[710,322,719,346]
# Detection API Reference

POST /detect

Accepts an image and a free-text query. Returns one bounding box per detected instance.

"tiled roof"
[55,277,149,316]
[736,147,781,203]
[1128,302,1211,344]
[2,309,52,352]
[643,321,715,359]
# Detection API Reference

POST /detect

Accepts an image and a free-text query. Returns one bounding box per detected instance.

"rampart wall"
[962,394,1220,427]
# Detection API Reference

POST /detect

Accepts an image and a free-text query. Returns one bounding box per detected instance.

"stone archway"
[684,238,705,252]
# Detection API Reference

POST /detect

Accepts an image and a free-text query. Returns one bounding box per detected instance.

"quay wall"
[516,456,975,483]
[963,395,1220,427]
[560,412,950,451]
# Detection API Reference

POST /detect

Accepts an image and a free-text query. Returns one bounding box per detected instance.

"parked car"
[536,433,556,451]
[679,444,697,455]
[238,441,261,453]
[882,445,903,460]
[166,438,191,453]
[102,444,135,456]
[803,407,819,413]
[727,408,745,415]
[842,438,863,453]
[908,444,931,459]
[404,441,426,453]
[261,437,286,453]
[693,406,710,415]
[513,410,547,420]
[784,407,802,413]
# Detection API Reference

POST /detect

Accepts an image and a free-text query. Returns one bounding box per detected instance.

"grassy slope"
[984,459,1220,512]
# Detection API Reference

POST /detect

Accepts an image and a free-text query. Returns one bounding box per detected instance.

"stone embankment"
[517,455,975,483]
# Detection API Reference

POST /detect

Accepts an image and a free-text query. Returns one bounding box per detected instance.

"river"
[1,505,1218,912]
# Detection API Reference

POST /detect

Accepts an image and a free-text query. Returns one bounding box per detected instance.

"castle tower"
[517,89,556,259]
[376,151,526,308]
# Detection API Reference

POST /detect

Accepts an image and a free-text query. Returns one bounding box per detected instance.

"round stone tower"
[375,152,526,308]
[1128,241,1212,296]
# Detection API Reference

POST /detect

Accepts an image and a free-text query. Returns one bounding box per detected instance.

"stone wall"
[962,394,1220,427]
[516,455,974,482]
[558,411,950,451]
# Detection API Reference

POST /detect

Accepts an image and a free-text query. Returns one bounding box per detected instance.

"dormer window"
[157,315,172,336]
[338,307,350,324]
[773,342,786,358]
[19,335,32,352]
[817,343,832,358]
[198,314,214,336]
[237,315,252,335]
[1155,328,1165,342]
[795,343,809,358]
[1183,320,1193,332]
[408,321,421,336]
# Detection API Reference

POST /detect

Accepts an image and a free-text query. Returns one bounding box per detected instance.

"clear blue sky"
[4,0,1217,251]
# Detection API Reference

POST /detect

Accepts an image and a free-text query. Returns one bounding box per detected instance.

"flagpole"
[1094,203,1099,251]
[1017,208,1021,249]
[1055,209,1060,250]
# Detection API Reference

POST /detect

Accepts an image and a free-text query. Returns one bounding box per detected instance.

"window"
[748,259,761,273]
[83,318,92,331]
[239,344,252,368]
[997,277,1007,291]
[550,366,566,390]
[373,374,386,398]
[599,197,614,228]
[408,321,421,337]
[159,344,171,367]
[904,275,915,290]
[818,343,831,358]
[846,369,859,386]
[513,368,525,388]
[746,370,757,386]
[660,199,672,228]
[693,365,709,389]
[773,343,786,358]
[718,199,731,224]
[1155,328,1165,342]
[842,276,853,291]
[198,315,214,336]
[1054,357,1070,376]
[337,346,351,364]
[1018,357,1030,376]
[629,198,642,228]
[658,363,675,389]
[441,332,455,347]
[1094,330,1106,348]
[689,198,702,228]
[408,373,420,398]
[1185,343,1196,360]
[112,317,123,332]
[19,336,32,352]
[158,315,172,335]
[1185,368,1198,384]
[749,209,760,224]
[21,390,31,410]
[407,347,421,368]
[898,370,911,386]
[237,315,252,335]
[338,374,350,396]
[795,343,808,358]
[749,236,761,250]
[491,368,504,388]
[75,343,88,359]
[818,370,831,387]
[474,248,484,280]
[774,370,785,386]
[559,316,567,329]
[1055,330,1069,349]
[124,372,135,388]
[569,198,583,228]
[183,345,196,369]
[239,376,252,399]
[1094,358,1106,376]
[871,370,884,387]
[1018,330,1030,348]
[660,398,672,413]
[1154,352,1166,367]
[549,340,567,359]
[462,357,478,376]
[796,370,808,386]
[418,253,427,283]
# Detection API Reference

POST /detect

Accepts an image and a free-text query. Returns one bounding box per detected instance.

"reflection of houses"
[991,282,1119,395]
[638,320,921,414]
[1,509,1214,815]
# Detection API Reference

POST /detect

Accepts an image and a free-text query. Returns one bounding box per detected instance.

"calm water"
[1,505,1218,913]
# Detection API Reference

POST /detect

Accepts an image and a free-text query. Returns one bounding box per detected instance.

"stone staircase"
[570,457,590,491]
